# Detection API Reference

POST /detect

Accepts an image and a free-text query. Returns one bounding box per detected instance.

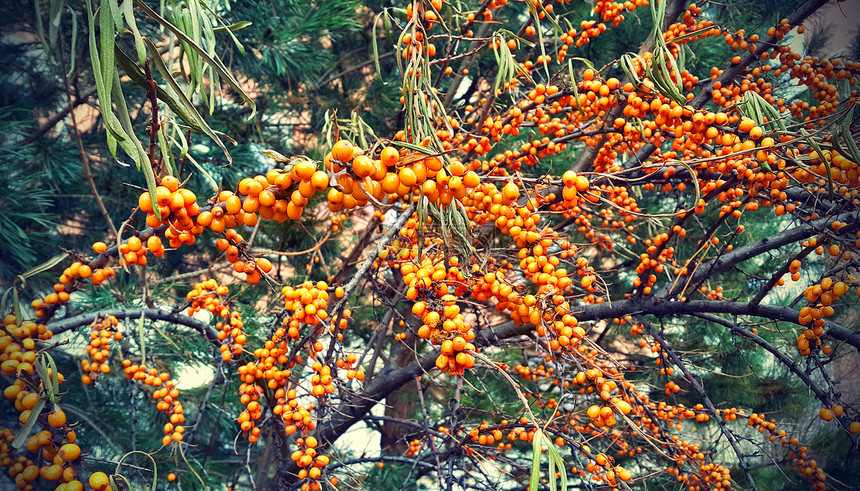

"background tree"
[0,0,859,490]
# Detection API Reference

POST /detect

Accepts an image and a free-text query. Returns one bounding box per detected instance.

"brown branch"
[688,0,830,109]
[643,318,759,491]
[272,290,859,488]
[144,60,161,174]
[659,209,860,298]
[601,0,829,175]
[693,312,860,444]
[46,307,217,341]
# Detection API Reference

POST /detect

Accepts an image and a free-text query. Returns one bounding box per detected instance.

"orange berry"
[48,409,67,428]
[89,471,110,490]
[332,140,355,163]
[58,443,81,462]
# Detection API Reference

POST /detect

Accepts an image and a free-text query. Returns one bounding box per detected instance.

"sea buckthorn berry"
[89,472,110,490]
[331,140,355,163]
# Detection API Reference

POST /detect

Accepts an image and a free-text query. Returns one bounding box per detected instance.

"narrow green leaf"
[134,0,256,117]
[12,289,21,323]
[106,127,118,158]
[383,9,392,45]
[212,20,252,34]
[34,356,55,402]
[390,140,437,155]
[157,126,174,175]
[663,46,685,94]
[144,38,231,163]
[110,68,148,169]
[567,60,585,116]
[86,0,128,141]
[122,0,146,65]
[138,312,146,363]
[46,354,60,396]
[529,427,542,491]
[0,288,10,321]
[107,0,122,31]
[12,399,45,449]
[18,252,67,280]
[545,433,567,491]
[619,54,640,86]
[100,0,117,107]
[841,106,860,164]
[372,11,384,81]
[260,149,290,162]
[220,21,246,55]
[34,0,49,55]
[66,5,78,77]
[568,57,595,70]
[669,27,712,45]
[114,46,200,129]
[48,0,65,51]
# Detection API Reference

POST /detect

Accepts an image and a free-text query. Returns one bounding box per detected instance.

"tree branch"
[659,209,860,298]
[47,307,217,340]
[643,318,759,491]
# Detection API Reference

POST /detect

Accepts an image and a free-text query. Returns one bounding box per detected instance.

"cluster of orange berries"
[216,229,273,284]
[3,425,81,491]
[0,315,101,491]
[151,380,183,440]
[122,361,185,445]
[185,280,248,361]
[117,234,165,268]
[406,437,423,456]
[400,30,436,59]
[235,363,266,441]
[795,275,852,356]
[290,436,332,491]
[24,429,83,487]
[0,317,51,378]
[435,335,476,373]
[31,259,116,318]
[593,0,638,25]
[587,453,633,486]
[79,316,121,385]
[138,175,202,244]
[186,279,231,317]
[329,212,348,232]
[281,281,330,337]
[664,4,714,45]
[325,140,390,211]
[308,361,336,398]
[466,423,504,447]
[273,389,316,437]
[747,412,831,490]
[585,397,632,428]
[395,253,478,375]
[560,170,591,203]
[335,353,365,381]
[328,140,483,211]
